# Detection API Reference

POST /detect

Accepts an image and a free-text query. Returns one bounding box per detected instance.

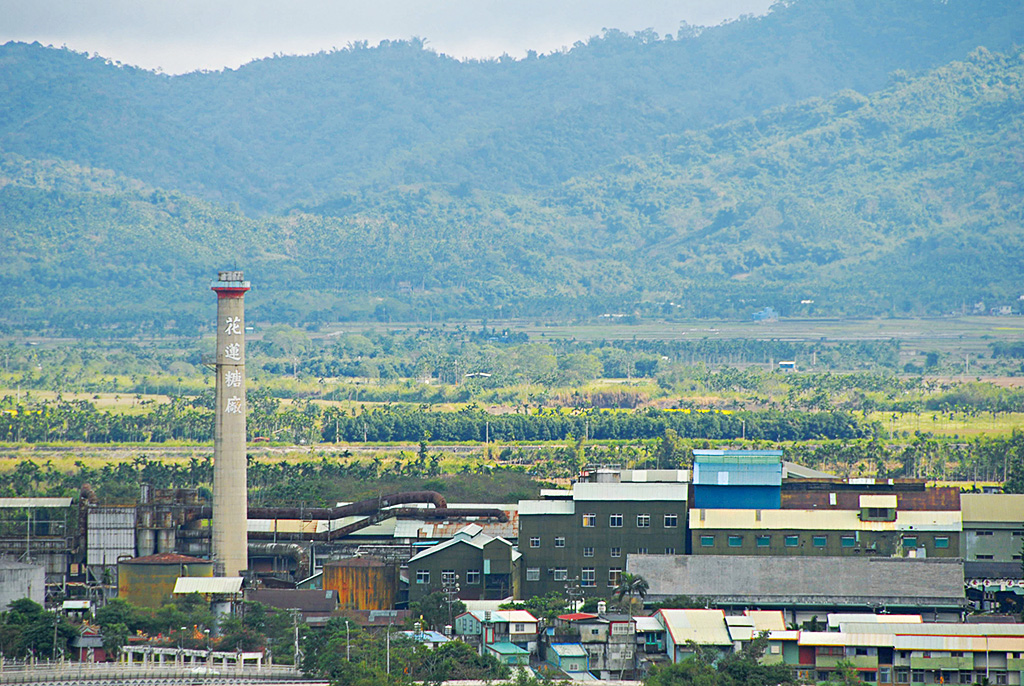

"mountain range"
[0,0,1022,332]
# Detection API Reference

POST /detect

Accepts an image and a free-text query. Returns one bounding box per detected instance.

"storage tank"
[118,553,213,609]
[323,557,396,610]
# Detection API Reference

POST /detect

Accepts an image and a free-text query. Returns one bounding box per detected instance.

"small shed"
[547,642,590,673]
[487,641,530,665]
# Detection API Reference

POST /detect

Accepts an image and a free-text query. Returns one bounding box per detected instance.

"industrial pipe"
[186,491,448,522]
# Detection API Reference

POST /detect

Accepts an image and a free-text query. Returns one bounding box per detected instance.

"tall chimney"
[211,270,250,577]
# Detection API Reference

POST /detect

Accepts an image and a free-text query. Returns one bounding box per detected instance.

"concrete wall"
[0,562,45,610]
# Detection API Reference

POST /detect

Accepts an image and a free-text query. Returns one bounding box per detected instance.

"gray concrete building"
[406,524,519,603]
[630,554,967,624]
[0,559,45,610]
[961,493,1024,579]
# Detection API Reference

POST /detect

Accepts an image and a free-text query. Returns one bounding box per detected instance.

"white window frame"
[583,547,594,557]
[581,568,596,587]
[664,513,678,528]
[610,547,621,558]
[526,568,540,581]
[530,537,540,548]
[582,513,596,527]
[416,570,430,584]
[637,514,651,528]
[466,569,481,585]
[555,536,566,548]
[610,514,623,528]
[553,568,568,581]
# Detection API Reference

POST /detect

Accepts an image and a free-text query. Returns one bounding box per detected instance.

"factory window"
[441,570,457,585]
[553,568,568,581]
[610,514,623,527]
[583,513,596,527]
[416,570,430,584]
[813,535,828,547]
[526,568,540,581]
[555,537,566,548]
[728,535,743,547]
[610,547,621,558]
[665,547,676,555]
[466,570,481,585]
[530,537,540,548]
[583,547,594,558]
[701,535,716,547]
[664,514,678,528]
[976,554,994,560]
[581,568,596,587]
[608,568,622,586]
[935,536,949,548]
[757,535,771,547]
[841,535,857,548]
[637,547,649,554]
[902,536,918,549]
[976,531,994,536]
[785,535,800,547]
[637,514,651,528]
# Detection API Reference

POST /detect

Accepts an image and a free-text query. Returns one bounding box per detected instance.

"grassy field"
[867,410,1024,438]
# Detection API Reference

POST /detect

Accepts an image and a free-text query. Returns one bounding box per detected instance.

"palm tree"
[612,573,649,615]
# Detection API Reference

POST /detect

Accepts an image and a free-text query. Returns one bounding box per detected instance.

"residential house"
[653,609,734,663]
[454,609,539,655]
[547,642,590,675]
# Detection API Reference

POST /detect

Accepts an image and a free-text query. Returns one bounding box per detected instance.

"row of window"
[699,533,950,548]
[802,669,1011,685]
[526,567,624,586]
[581,513,678,528]
[415,569,482,585]
[527,541,677,556]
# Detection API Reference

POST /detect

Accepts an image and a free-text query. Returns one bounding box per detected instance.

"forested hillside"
[1,47,1021,331]
[1,0,1022,212]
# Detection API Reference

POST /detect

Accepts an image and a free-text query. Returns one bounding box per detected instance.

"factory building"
[118,553,213,609]
[406,524,520,602]
[518,469,688,598]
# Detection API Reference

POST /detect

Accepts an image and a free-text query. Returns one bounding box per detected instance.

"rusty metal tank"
[323,557,396,610]
[117,553,213,609]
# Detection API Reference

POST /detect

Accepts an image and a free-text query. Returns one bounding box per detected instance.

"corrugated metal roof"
[550,643,589,657]
[634,617,663,633]
[656,609,732,645]
[690,508,961,531]
[783,462,840,480]
[573,482,688,502]
[520,500,575,515]
[783,488,960,512]
[619,469,690,483]
[633,556,966,604]
[829,614,922,629]
[693,450,784,459]
[800,632,896,647]
[694,462,782,487]
[745,610,787,631]
[503,610,539,623]
[962,494,1024,523]
[841,622,1024,637]
[123,553,208,565]
[488,641,529,655]
[860,494,898,508]
[173,577,243,594]
[0,497,72,508]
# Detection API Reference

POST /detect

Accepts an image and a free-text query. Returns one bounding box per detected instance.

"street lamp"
[442,574,461,630]
[345,620,350,662]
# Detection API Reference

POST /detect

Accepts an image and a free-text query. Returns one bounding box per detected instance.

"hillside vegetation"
[2,47,1022,330]
[0,0,1022,330]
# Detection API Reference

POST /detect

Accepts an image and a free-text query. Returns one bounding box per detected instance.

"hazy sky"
[0,0,775,74]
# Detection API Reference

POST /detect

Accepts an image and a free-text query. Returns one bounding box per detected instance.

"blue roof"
[488,641,529,655]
